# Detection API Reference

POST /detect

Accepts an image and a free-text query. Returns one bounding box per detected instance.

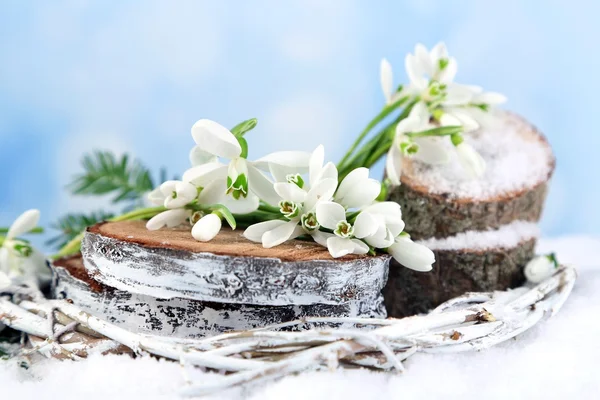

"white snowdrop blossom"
[385,114,450,185]
[358,202,405,249]
[243,145,337,248]
[182,119,310,214]
[334,167,381,209]
[315,201,370,258]
[387,235,435,272]
[0,209,50,288]
[148,180,198,209]
[524,254,558,284]
[146,209,192,231]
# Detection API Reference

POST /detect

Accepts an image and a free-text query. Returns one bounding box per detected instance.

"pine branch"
[46,211,114,250]
[68,151,155,204]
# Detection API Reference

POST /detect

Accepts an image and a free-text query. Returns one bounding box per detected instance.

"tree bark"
[52,255,387,338]
[384,239,536,317]
[81,221,390,307]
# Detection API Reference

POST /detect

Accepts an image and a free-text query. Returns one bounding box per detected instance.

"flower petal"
[429,42,448,63]
[336,167,369,201]
[385,140,402,186]
[364,225,394,249]
[274,182,307,203]
[182,163,227,187]
[191,214,222,242]
[198,178,227,205]
[316,201,346,230]
[146,209,191,230]
[473,91,507,105]
[147,188,166,206]
[247,165,280,206]
[388,237,435,272]
[221,192,260,214]
[413,137,450,165]
[262,220,302,248]
[243,220,287,243]
[414,43,433,77]
[310,230,334,248]
[336,178,381,209]
[353,212,379,239]
[6,209,40,240]
[189,145,218,166]
[303,178,337,212]
[308,144,325,187]
[351,239,370,255]
[380,58,394,104]
[439,57,457,83]
[405,53,428,90]
[326,236,355,258]
[456,143,486,179]
[191,119,241,159]
[254,151,311,169]
[314,162,338,184]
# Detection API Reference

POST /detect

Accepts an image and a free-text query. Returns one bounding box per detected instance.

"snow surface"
[2,236,599,400]
[418,220,539,251]
[409,111,554,200]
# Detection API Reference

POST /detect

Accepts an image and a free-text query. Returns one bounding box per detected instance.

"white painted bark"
[81,230,390,306]
[51,262,387,338]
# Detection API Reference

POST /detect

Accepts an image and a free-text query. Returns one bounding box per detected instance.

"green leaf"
[231,118,258,137]
[46,211,114,250]
[208,204,236,230]
[68,151,154,204]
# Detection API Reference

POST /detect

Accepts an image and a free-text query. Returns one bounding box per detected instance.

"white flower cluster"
[381,42,506,181]
[146,119,435,272]
[0,209,50,290]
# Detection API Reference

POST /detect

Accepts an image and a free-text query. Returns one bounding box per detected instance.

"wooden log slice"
[387,111,555,240]
[383,221,538,317]
[81,221,390,307]
[51,255,387,338]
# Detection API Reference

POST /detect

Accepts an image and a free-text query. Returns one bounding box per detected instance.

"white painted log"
[51,256,387,338]
[81,221,390,307]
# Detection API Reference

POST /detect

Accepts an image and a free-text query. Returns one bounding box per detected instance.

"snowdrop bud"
[524,255,557,283]
[146,209,191,231]
[192,213,222,242]
[455,142,486,179]
[380,58,394,104]
[6,209,40,240]
[388,236,435,272]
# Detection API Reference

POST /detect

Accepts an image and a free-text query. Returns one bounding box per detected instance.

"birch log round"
[81,221,389,308]
[384,222,539,317]
[51,255,387,338]
[387,111,555,240]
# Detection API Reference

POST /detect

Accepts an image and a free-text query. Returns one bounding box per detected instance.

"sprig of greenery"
[47,211,114,250]
[68,151,155,205]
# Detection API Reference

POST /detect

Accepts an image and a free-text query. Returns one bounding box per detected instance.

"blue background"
[0,1,596,247]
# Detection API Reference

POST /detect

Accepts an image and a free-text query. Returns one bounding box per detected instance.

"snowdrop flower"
[334,168,381,209]
[452,135,486,179]
[0,209,50,288]
[315,201,371,258]
[380,58,410,105]
[146,209,192,230]
[385,114,450,185]
[524,254,558,284]
[387,235,435,272]
[243,145,337,248]
[148,180,198,209]
[358,202,405,249]
[191,213,222,242]
[182,119,310,214]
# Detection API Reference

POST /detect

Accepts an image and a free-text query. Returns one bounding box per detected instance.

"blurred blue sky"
[0,0,598,246]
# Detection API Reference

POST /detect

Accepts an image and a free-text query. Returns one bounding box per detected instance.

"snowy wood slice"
[81,221,389,307]
[387,111,555,240]
[384,222,538,317]
[51,255,387,338]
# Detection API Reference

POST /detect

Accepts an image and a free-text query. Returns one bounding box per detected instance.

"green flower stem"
[0,227,44,235]
[234,210,282,227]
[258,202,281,214]
[337,96,408,171]
[405,125,463,138]
[51,206,166,260]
